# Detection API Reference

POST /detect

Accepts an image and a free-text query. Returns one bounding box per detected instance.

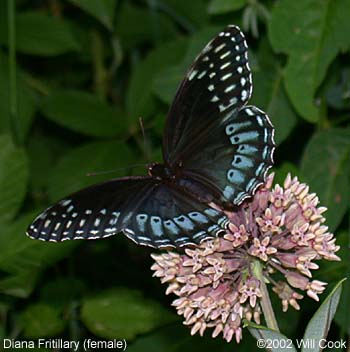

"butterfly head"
[148,162,174,180]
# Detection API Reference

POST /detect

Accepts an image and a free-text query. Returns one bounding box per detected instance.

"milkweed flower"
[150,173,340,343]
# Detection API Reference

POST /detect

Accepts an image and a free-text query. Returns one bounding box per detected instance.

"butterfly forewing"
[27,177,227,248]
[163,25,252,165]
[27,177,151,242]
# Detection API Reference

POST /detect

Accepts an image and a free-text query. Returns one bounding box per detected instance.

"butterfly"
[27,25,275,249]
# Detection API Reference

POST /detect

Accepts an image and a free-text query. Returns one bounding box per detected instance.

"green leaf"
[0,134,29,223]
[47,140,136,201]
[301,279,345,352]
[81,288,177,340]
[251,41,297,145]
[248,323,297,352]
[40,90,128,137]
[0,272,40,300]
[20,303,66,338]
[68,0,118,30]
[0,54,36,143]
[300,128,350,231]
[40,278,86,308]
[153,66,185,104]
[269,0,350,122]
[152,26,220,105]
[0,11,80,56]
[161,0,208,29]
[127,38,187,120]
[260,80,297,146]
[116,4,176,50]
[27,130,70,199]
[0,212,77,298]
[326,67,350,110]
[208,0,247,14]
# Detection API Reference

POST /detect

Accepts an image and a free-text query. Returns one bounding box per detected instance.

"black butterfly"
[27,25,275,249]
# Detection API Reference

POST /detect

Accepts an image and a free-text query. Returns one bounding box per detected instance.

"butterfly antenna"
[139,116,146,140]
[139,117,152,162]
[86,164,145,177]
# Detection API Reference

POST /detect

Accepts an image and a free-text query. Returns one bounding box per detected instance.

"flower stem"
[252,260,279,331]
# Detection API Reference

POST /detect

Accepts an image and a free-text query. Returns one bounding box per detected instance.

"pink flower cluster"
[151,173,340,343]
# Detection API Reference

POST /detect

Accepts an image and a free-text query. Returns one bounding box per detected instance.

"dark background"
[0,0,349,351]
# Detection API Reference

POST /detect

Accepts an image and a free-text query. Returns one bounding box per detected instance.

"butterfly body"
[27,25,275,248]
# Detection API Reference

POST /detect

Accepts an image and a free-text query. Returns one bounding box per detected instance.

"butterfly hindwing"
[179,105,274,207]
[125,184,227,247]
[27,177,227,248]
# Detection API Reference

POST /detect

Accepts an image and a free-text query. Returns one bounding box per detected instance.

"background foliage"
[0,0,349,350]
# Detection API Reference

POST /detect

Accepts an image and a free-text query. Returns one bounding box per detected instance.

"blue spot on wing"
[188,212,209,224]
[174,215,195,230]
[150,216,163,237]
[230,131,259,144]
[136,214,148,232]
[163,219,180,235]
